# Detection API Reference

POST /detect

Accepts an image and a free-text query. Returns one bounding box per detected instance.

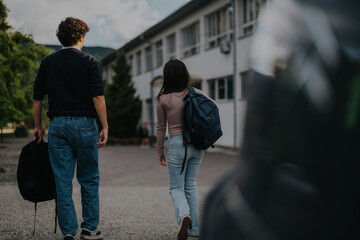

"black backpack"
[181,87,223,173]
[17,139,57,235]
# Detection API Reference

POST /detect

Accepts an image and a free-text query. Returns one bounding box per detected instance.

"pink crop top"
[156,88,206,155]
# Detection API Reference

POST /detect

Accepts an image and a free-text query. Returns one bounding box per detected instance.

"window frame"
[206,5,233,49]
[155,40,163,68]
[182,21,200,58]
[166,33,176,60]
[136,51,142,75]
[145,46,153,72]
[208,76,234,101]
[242,0,267,36]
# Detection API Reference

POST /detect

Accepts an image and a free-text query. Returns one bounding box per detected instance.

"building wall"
[102,0,267,149]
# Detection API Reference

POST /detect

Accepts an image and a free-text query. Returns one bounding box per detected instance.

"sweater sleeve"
[89,57,104,97]
[156,98,166,155]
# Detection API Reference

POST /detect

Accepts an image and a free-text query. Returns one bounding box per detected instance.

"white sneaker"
[80,228,103,240]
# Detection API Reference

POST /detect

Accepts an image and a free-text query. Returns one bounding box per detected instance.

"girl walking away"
[156,59,212,239]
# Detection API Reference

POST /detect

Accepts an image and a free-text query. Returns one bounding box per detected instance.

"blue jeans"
[48,116,100,236]
[167,133,204,236]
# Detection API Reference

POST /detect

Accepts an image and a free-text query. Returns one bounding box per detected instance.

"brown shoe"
[178,214,191,240]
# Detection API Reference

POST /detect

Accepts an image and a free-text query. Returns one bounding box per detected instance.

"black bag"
[17,139,57,235]
[181,87,223,173]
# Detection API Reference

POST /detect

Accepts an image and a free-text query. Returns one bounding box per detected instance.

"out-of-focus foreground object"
[200,0,360,239]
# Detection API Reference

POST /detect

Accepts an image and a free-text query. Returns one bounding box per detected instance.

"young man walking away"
[33,17,108,240]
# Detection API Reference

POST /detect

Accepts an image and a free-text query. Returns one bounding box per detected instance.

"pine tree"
[106,51,142,138]
[0,0,10,32]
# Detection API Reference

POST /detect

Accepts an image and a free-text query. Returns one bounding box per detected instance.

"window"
[128,55,133,76]
[145,46,152,71]
[242,0,267,36]
[208,76,233,100]
[228,77,234,99]
[167,34,176,60]
[209,80,216,99]
[240,70,252,99]
[182,22,200,58]
[206,5,233,49]
[136,51,142,75]
[218,79,226,99]
[155,40,163,68]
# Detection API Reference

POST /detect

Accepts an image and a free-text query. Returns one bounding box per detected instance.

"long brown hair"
[157,59,191,99]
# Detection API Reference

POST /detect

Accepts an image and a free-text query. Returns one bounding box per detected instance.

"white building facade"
[102,0,268,149]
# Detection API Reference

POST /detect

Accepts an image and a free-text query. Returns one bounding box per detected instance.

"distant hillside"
[43,45,115,60]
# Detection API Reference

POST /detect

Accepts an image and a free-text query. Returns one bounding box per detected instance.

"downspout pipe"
[232,0,238,150]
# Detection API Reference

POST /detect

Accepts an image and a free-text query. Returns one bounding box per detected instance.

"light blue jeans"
[167,133,204,237]
[48,116,100,236]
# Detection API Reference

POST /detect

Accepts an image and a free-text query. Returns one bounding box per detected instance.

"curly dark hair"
[56,17,89,46]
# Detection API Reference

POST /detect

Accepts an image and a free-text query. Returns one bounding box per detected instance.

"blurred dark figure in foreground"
[200,0,360,239]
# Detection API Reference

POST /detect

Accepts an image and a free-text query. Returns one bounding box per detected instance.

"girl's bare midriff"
[169,129,182,135]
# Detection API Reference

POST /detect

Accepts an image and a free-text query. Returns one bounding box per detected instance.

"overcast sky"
[4,0,190,49]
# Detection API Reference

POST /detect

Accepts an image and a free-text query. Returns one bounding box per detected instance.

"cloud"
[3,0,185,48]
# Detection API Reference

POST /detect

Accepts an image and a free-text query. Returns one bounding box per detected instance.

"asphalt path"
[0,136,238,240]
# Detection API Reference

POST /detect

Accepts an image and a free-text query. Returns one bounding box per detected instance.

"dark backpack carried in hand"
[181,87,223,173]
[17,139,57,236]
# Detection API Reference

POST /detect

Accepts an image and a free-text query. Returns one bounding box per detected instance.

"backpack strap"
[31,198,58,236]
[33,202,37,236]
[54,196,58,233]
[180,87,196,174]
[180,143,187,174]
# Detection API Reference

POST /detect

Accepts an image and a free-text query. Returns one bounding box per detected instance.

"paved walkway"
[0,136,238,239]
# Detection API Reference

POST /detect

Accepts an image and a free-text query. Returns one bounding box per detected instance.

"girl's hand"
[158,154,167,166]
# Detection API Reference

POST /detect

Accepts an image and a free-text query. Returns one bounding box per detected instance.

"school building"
[101,0,268,149]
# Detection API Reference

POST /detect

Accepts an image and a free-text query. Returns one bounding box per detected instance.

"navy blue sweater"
[33,48,104,119]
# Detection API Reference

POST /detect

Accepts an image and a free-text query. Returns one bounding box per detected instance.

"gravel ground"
[0,136,238,240]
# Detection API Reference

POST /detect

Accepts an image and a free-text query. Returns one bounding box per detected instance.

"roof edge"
[102,0,216,65]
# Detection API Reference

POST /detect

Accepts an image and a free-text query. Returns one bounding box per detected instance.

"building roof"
[101,0,217,65]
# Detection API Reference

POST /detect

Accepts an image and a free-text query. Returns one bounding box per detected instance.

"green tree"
[106,51,142,138]
[0,0,10,31]
[0,0,53,141]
